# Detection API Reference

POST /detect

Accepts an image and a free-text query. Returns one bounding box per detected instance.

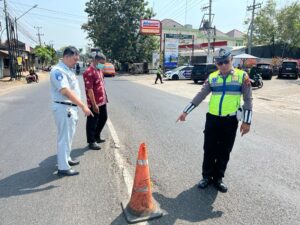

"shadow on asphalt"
[110,185,222,225]
[0,147,88,198]
[110,212,128,225]
[149,185,222,224]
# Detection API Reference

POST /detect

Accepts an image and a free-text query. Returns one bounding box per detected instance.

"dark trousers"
[202,113,238,179]
[155,74,163,84]
[86,104,108,143]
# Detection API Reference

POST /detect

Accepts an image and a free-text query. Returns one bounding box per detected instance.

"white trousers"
[53,105,79,170]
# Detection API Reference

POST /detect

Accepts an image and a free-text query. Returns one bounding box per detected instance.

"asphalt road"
[0,77,127,225]
[106,75,300,225]
[0,74,299,225]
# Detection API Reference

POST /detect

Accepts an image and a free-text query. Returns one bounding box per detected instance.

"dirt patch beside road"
[0,71,49,96]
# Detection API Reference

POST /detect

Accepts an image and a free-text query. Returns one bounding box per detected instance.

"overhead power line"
[6,7,85,23]
[9,0,86,19]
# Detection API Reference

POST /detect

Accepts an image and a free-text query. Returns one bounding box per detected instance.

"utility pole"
[200,0,214,63]
[184,0,188,25]
[3,0,15,79]
[34,26,43,46]
[207,0,212,63]
[15,4,37,53]
[213,26,216,53]
[49,40,54,48]
[247,0,261,54]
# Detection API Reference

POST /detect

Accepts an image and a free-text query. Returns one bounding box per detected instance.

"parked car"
[165,66,193,80]
[191,63,217,83]
[278,60,299,79]
[256,63,273,80]
[103,63,116,77]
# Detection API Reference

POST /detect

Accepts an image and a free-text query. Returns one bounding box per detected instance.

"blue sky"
[152,0,291,32]
[0,0,293,50]
[0,0,87,50]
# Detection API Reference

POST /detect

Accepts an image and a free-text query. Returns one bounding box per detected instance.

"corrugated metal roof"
[0,50,9,55]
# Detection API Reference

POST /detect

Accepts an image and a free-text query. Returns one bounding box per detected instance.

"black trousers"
[155,74,163,84]
[202,113,238,179]
[86,104,108,143]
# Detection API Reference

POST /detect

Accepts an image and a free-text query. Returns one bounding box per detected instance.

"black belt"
[208,113,236,118]
[54,101,77,107]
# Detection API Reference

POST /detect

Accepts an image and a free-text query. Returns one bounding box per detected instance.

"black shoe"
[57,169,79,176]
[88,142,101,150]
[95,138,105,144]
[197,178,211,189]
[68,160,80,166]
[214,179,228,193]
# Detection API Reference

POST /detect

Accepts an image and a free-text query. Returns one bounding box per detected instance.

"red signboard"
[140,19,161,35]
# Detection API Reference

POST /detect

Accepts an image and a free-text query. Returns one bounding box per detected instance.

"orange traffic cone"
[122,143,163,224]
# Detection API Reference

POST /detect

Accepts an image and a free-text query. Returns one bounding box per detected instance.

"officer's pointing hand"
[176,112,187,123]
[82,105,94,117]
[240,123,250,136]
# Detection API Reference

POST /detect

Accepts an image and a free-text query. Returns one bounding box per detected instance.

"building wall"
[161,26,245,49]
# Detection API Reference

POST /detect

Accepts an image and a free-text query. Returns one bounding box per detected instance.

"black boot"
[88,142,101,150]
[214,179,228,193]
[95,138,105,143]
[197,178,212,189]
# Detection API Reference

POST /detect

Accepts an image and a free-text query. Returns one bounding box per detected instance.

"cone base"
[121,202,163,224]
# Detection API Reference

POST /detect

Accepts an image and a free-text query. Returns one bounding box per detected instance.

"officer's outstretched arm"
[176,80,211,123]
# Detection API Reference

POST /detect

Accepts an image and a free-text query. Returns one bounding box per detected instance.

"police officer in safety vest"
[177,48,253,193]
[50,46,93,176]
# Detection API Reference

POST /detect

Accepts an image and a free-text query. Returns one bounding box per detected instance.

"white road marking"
[107,118,148,225]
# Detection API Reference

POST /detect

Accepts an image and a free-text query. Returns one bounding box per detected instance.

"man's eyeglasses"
[217,60,230,66]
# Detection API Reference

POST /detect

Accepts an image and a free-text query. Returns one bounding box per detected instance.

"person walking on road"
[50,46,93,176]
[155,65,164,84]
[177,48,253,193]
[83,53,108,150]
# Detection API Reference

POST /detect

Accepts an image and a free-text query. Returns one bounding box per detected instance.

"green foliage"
[34,45,57,65]
[82,0,159,63]
[246,0,300,48]
[252,0,277,46]
[276,2,300,48]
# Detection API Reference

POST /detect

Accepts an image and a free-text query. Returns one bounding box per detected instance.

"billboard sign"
[140,19,161,35]
[165,34,193,39]
[152,52,160,69]
[164,37,179,68]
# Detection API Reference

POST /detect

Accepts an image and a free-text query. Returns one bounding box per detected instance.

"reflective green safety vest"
[208,69,244,116]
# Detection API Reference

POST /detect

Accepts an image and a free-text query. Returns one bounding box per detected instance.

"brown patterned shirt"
[83,66,108,107]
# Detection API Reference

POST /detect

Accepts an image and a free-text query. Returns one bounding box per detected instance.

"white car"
[165,66,194,80]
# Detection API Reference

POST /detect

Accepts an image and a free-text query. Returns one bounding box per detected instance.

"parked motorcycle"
[250,73,263,88]
[26,75,39,83]
[26,70,39,84]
